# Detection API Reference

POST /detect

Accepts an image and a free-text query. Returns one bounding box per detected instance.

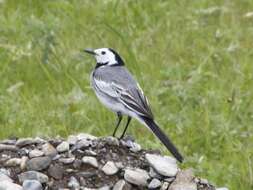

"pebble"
[20,156,28,170]
[67,135,78,145]
[102,161,119,175]
[149,167,162,179]
[56,141,69,153]
[121,139,141,152]
[27,156,51,171]
[148,178,161,189]
[124,168,150,186]
[216,188,229,190]
[82,156,98,168]
[4,158,21,167]
[23,180,43,190]
[16,138,36,147]
[59,157,75,164]
[68,176,80,189]
[0,172,13,182]
[103,136,119,146]
[41,143,57,158]
[160,182,170,190]
[18,171,49,183]
[0,168,10,176]
[145,153,178,177]
[113,180,131,190]
[77,133,97,141]
[168,169,197,190]
[48,164,64,179]
[75,139,92,149]
[0,144,17,151]
[29,149,44,158]
[0,181,23,190]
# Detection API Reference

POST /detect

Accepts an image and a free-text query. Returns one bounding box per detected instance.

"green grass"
[0,0,252,189]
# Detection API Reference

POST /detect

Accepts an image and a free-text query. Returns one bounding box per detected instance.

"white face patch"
[94,48,117,65]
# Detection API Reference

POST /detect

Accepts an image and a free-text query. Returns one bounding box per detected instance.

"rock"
[0,144,17,151]
[75,139,92,149]
[82,156,98,168]
[102,161,119,175]
[149,167,162,179]
[4,158,21,167]
[145,153,178,177]
[103,136,119,146]
[200,178,209,185]
[84,149,97,156]
[41,143,57,158]
[0,173,13,182]
[27,156,51,171]
[168,169,197,190]
[77,133,97,140]
[58,157,75,164]
[0,168,10,176]
[68,176,80,189]
[0,181,23,190]
[29,149,44,158]
[48,164,64,179]
[16,138,36,147]
[216,188,229,190]
[67,135,78,145]
[18,171,49,183]
[56,141,69,153]
[148,178,161,189]
[23,180,43,190]
[98,186,110,190]
[20,156,29,170]
[113,180,131,190]
[121,139,141,152]
[160,182,170,190]
[124,168,150,186]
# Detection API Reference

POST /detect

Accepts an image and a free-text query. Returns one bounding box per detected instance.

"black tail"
[141,116,183,163]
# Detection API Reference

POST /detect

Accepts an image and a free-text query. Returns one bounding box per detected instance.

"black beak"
[84,48,96,55]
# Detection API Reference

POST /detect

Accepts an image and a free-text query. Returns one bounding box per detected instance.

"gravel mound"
[0,134,225,190]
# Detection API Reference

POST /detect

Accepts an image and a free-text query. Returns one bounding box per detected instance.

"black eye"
[101,51,106,55]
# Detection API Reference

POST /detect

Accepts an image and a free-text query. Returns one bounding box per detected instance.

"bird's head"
[84,48,125,67]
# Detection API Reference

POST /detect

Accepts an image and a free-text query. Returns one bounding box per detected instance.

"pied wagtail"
[84,48,183,162]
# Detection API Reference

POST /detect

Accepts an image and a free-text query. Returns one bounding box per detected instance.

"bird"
[84,48,183,163]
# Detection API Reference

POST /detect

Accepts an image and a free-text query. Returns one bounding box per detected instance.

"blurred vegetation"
[0,0,253,189]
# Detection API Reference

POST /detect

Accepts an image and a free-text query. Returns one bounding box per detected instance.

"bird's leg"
[112,112,122,137]
[120,116,132,139]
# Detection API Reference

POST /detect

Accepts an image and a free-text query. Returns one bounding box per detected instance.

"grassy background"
[0,0,252,189]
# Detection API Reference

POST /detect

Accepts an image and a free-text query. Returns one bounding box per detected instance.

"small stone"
[23,180,43,190]
[121,139,141,152]
[48,164,64,179]
[16,138,36,147]
[68,176,80,189]
[99,186,110,190]
[103,136,119,146]
[145,154,178,177]
[29,149,44,158]
[216,188,229,190]
[113,180,132,190]
[149,167,162,179]
[59,157,75,164]
[67,135,78,145]
[102,161,119,175]
[0,144,17,151]
[27,156,51,171]
[18,171,49,183]
[148,178,161,189]
[56,141,69,153]
[75,139,92,149]
[41,143,57,158]
[0,181,22,190]
[124,168,150,186]
[82,156,98,168]
[200,178,209,185]
[160,182,170,190]
[5,158,21,167]
[20,156,29,170]
[0,168,10,176]
[0,172,13,182]
[168,169,197,190]
[77,133,97,140]
[84,149,97,156]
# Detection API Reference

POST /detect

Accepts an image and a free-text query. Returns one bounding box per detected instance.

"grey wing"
[93,67,153,119]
